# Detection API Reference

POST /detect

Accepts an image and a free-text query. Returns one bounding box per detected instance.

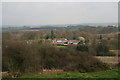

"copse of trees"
[95,39,115,56]
[75,43,115,56]
[2,41,28,76]
[96,44,109,56]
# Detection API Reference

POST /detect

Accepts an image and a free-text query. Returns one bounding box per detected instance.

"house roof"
[78,37,85,41]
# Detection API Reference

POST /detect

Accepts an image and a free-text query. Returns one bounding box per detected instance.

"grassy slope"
[20,69,119,78]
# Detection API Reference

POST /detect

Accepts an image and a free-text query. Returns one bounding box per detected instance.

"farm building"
[52,38,68,45]
[52,37,85,45]
[78,37,85,43]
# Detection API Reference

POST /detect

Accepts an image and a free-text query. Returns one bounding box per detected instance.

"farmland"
[2,25,119,78]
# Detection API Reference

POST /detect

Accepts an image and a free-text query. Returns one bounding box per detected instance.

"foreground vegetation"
[20,69,119,78]
[3,41,110,76]
[2,26,119,78]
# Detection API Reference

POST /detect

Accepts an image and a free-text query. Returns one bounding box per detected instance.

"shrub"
[95,44,115,56]
[117,62,120,68]
[63,52,110,73]
[2,41,27,76]
[76,45,88,52]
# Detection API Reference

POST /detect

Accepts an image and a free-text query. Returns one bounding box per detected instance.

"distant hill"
[2,23,118,32]
[81,22,118,27]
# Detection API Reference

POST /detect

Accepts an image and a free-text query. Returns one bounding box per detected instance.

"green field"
[20,69,119,78]
[56,46,66,48]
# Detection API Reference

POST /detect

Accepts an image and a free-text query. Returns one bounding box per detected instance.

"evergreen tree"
[51,30,55,39]
[99,35,103,39]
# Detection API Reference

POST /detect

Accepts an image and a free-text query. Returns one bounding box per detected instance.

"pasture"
[56,46,66,48]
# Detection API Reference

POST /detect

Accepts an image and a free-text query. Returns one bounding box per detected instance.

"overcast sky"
[2,2,118,26]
